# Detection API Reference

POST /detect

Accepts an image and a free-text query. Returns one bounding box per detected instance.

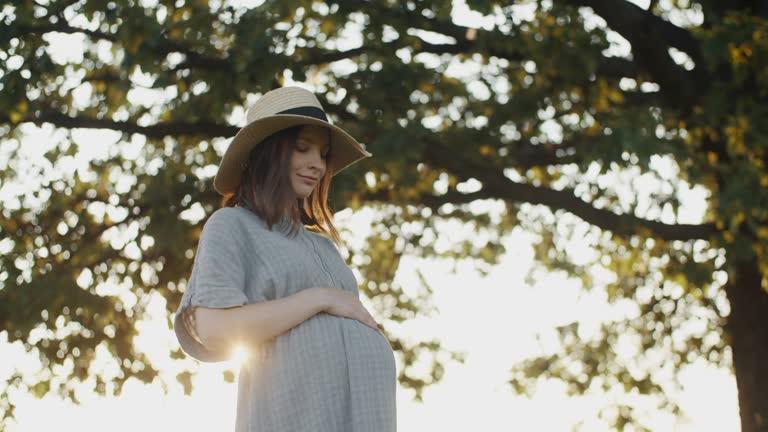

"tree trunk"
[725,256,768,432]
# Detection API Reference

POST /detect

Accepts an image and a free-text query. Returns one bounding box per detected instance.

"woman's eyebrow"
[299,135,330,148]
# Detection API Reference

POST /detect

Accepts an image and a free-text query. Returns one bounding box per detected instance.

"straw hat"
[213,86,373,195]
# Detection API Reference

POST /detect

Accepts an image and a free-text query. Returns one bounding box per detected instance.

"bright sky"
[0,0,741,431]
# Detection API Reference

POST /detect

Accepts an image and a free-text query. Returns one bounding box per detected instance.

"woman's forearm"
[194,288,328,353]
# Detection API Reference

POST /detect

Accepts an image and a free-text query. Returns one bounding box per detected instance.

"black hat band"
[276,106,328,122]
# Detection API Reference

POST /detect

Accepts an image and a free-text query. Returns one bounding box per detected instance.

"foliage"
[1,0,767,430]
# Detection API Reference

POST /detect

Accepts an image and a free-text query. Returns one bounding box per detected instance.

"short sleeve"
[174,208,249,362]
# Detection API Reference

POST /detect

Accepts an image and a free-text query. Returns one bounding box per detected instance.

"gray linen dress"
[173,206,397,432]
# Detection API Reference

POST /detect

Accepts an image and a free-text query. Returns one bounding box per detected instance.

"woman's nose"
[309,151,325,170]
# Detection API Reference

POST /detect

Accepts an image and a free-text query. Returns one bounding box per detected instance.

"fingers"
[367,314,381,331]
[331,288,380,331]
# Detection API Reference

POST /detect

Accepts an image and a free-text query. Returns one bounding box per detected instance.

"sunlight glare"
[231,344,249,364]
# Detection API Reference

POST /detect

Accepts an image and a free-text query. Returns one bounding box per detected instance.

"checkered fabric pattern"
[174,206,397,432]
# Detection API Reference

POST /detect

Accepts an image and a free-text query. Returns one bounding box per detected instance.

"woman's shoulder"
[206,206,244,226]
[204,206,268,233]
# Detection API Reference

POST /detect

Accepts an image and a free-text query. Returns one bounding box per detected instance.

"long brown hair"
[220,125,342,246]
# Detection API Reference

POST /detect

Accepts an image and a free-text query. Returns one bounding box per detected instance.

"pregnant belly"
[336,314,397,389]
[254,314,396,429]
[276,313,395,384]
[335,314,396,365]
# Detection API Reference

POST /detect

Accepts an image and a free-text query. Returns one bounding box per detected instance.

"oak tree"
[1,0,767,430]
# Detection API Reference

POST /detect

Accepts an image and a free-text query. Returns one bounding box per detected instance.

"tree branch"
[560,0,707,104]
[17,6,642,85]
[1,107,714,242]
[564,0,703,62]
[278,2,640,81]
[421,136,716,241]
[4,110,238,138]
[358,188,497,211]
[16,22,227,71]
[596,57,639,78]
[17,21,117,41]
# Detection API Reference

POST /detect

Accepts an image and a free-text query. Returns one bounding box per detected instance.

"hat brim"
[213,114,372,195]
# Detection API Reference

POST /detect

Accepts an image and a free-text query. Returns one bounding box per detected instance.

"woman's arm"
[193,288,328,353]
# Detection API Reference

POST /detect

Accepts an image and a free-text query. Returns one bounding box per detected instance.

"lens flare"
[231,345,249,363]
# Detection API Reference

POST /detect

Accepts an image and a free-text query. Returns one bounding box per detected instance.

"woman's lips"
[298,175,316,184]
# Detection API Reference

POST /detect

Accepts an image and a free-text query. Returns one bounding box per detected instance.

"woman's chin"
[295,188,314,199]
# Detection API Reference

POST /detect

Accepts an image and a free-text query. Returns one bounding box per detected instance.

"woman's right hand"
[311,287,381,331]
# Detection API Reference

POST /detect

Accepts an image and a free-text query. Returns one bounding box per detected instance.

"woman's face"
[290,125,330,198]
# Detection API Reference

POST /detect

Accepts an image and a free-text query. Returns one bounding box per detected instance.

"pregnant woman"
[173,86,397,431]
